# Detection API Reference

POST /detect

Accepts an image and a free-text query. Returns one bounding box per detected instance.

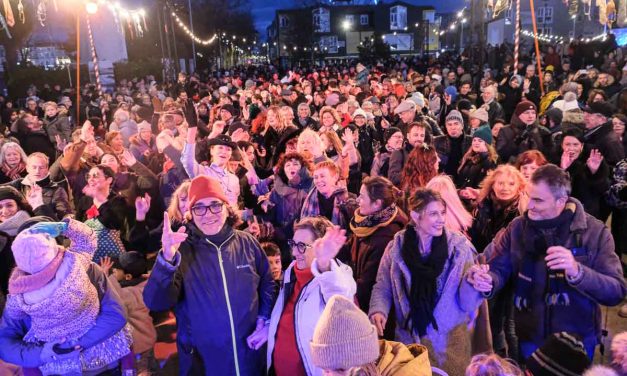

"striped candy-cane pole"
[514,0,520,72]
[85,14,102,97]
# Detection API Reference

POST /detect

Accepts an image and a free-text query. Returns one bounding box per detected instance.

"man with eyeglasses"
[261,216,357,376]
[143,175,275,376]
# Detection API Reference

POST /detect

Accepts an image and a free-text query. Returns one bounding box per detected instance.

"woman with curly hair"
[318,106,342,133]
[257,152,314,265]
[400,143,439,196]
[262,105,297,158]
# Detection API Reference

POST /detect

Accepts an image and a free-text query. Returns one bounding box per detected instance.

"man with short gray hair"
[467,164,626,361]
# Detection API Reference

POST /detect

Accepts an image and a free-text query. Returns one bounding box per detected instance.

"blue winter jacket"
[143,223,275,376]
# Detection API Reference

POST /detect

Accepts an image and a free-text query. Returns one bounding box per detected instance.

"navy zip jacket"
[143,222,275,376]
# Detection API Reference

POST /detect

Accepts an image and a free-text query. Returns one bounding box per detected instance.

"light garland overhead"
[169,10,217,45]
[521,29,565,42]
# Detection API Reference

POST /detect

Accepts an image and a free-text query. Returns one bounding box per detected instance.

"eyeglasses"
[287,239,313,254]
[191,202,224,216]
[85,173,103,180]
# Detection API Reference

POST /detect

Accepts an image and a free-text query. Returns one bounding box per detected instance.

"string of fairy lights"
[521,29,609,44]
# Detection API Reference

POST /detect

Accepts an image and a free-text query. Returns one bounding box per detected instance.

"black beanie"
[0,186,29,211]
[526,332,591,376]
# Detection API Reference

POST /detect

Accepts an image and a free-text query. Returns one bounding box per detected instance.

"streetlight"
[460,18,467,51]
[342,20,351,56]
[571,14,577,39]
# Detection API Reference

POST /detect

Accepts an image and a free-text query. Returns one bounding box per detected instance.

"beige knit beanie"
[310,295,380,371]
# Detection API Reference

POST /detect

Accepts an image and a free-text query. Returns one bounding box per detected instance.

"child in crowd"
[262,242,283,299]
[102,251,158,376]
[3,219,132,375]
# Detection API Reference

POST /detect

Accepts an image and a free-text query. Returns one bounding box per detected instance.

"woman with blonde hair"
[167,180,191,222]
[469,164,527,361]
[465,353,523,376]
[426,175,473,234]
[0,142,28,184]
[264,105,297,157]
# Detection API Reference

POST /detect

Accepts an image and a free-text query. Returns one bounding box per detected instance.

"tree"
[0,1,35,71]
[358,32,390,65]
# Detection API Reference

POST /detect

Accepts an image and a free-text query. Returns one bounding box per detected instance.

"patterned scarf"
[1,161,26,180]
[350,205,398,238]
[514,204,575,311]
[301,187,348,228]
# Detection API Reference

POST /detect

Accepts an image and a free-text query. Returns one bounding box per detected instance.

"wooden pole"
[514,0,520,72]
[76,10,81,125]
[529,0,544,95]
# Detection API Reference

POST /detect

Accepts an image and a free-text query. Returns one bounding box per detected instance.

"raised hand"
[26,183,44,210]
[161,212,187,262]
[80,120,95,143]
[135,193,152,221]
[119,149,137,167]
[55,134,68,151]
[312,225,347,272]
[100,256,114,275]
[586,149,603,175]
[237,147,254,172]
[560,151,576,171]
[246,216,261,237]
[342,127,355,145]
[231,128,247,143]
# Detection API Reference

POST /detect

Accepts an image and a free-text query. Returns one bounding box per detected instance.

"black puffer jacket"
[455,153,497,189]
[496,116,553,164]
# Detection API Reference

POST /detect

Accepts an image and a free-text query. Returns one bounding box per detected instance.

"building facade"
[267,1,437,63]
[486,0,606,46]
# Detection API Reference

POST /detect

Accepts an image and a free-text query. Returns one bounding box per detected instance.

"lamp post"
[571,14,576,40]
[460,18,467,51]
[188,0,196,72]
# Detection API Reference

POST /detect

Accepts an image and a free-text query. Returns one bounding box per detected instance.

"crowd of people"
[0,42,626,376]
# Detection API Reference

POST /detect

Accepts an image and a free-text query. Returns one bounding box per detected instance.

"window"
[360,14,369,25]
[538,27,553,35]
[536,7,553,24]
[345,14,356,25]
[313,8,330,33]
[279,15,289,28]
[390,5,407,30]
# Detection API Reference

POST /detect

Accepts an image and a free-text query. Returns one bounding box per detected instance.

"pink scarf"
[9,249,65,294]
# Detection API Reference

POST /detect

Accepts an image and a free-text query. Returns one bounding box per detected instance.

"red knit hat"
[188,176,229,208]
[514,100,537,117]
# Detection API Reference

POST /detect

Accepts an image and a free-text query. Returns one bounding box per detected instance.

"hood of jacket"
[377,340,432,376]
